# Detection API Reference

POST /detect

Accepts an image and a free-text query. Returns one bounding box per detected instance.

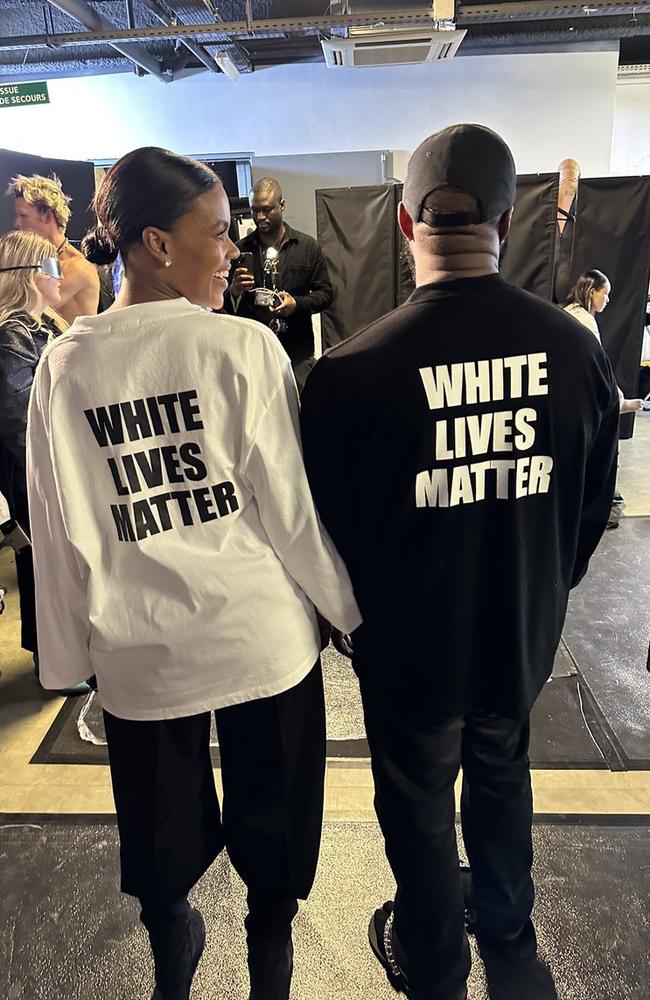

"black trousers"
[15,546,37,654]
[360,683,535,1000]
[103,663,326,918]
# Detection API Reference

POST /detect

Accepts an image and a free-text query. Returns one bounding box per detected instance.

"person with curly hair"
[7,172,100,324]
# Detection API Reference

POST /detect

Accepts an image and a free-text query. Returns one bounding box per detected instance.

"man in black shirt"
[227,177,334,391]
[301,125,619,1000]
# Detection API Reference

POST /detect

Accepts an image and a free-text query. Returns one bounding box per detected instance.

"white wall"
[611,78,650,175]
[2,51,618,177]
[252,150,385,236]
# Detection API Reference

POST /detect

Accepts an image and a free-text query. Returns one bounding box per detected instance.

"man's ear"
[398,202,415,243]
[498,206,514,244]
[280,199,286,213]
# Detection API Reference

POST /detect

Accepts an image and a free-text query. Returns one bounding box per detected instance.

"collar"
[407,273,504,304]
[242,222,300,251]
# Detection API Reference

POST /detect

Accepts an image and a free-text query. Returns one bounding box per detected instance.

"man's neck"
[257,223,285,250]
[53,231,69,255]
[412,230,500,287]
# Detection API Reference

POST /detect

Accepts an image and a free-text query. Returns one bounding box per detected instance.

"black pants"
[291,355,316,395]
[104,663,326,926]
[15,546,37,654]
[360,683,535,1000]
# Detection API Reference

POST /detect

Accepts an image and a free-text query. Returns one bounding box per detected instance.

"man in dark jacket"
[226,177,333,391]
[300,125,620,1000]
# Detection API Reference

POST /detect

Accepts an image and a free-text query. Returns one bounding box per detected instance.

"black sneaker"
[369,901,469,1000]
[368,902,412,996]
[150,906,205,1000]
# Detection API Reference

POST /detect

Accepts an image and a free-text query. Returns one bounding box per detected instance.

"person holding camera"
[227,177,333,392]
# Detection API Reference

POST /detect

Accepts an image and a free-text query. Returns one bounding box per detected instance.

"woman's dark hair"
[565,269,609,314]
[81,147,221,266]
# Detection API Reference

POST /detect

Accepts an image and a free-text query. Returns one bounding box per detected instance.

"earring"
[164,259,172,268]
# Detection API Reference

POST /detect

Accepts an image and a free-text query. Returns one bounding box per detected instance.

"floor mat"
[563,516,650,767]
[32,660,611,769]
[0,816,647,1000]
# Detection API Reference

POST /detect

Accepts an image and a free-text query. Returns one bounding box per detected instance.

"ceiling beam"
[2,4,649,51]
[45,0,169,78]
[137,0,221,72]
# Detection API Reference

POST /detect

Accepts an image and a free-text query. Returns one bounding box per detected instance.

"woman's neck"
[111,276,180,310]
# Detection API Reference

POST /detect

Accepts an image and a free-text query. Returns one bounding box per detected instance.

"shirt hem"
[96,645,320,722]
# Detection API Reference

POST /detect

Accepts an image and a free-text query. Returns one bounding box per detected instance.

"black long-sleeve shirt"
[226,223,334,364]
[0,312,50,527]
[301,274,620,720]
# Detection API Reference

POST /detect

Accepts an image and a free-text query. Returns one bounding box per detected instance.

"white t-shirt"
[27,298,361,720]
[564,302,601,342]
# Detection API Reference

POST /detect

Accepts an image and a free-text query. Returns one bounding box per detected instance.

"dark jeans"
[104,662,326,940]
[360,683,535,1000]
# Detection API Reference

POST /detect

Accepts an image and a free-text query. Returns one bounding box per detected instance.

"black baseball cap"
[402,124,517,228]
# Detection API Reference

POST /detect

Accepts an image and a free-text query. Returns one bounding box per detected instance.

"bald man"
[8,173,100,325]
[227,177,334,391]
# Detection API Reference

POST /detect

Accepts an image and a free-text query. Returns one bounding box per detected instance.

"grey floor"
[1,818,648,1000]
[564,516,650,764]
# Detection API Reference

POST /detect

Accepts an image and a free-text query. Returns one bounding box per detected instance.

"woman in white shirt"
[564,269,643,413]
[564,269,643,528]
[26,147,361,1000]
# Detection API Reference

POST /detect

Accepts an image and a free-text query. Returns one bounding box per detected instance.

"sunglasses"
[0,258,62,279]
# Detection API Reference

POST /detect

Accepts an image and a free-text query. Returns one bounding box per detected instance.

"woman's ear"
[141,226,171,266]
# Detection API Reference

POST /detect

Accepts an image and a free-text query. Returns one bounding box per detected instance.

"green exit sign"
[0,81,50,109]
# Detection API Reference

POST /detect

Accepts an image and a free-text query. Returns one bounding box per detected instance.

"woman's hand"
[331,630,354,658]
[620,397,644,413]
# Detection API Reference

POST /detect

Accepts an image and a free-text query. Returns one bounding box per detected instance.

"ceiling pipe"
[46,0,169,79]
[1,5,648,52]
[137,0,221,72]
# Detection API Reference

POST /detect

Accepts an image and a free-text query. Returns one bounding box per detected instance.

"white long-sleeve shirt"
[27,297,361,720]
[564,303,601,342]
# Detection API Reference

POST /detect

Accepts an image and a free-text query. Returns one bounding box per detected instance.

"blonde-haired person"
[7,172,100,324]
[0,231,86,692]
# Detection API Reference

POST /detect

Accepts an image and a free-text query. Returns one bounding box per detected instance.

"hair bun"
[81,224,118,266]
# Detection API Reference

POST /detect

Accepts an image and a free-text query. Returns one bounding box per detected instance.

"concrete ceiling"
[0,0,648,82]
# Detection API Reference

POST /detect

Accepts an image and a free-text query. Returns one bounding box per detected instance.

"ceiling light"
[215,54,240,80]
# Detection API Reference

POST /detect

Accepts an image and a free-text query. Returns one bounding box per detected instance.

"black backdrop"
[0,148,96,244]
[500,173,558,302]
[316,174,650,437]
[570,177,650,436]
[316,184,403,350]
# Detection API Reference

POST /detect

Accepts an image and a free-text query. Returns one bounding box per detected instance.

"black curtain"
[570,176,650,437]
[500,173,558,302]
[0,148,96,244]
[316,184,402,350]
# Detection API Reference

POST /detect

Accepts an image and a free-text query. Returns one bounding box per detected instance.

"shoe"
[478,939,557,1000]
[369,901,469,1000]
[369,902,412,996]
[150,906,205,1000]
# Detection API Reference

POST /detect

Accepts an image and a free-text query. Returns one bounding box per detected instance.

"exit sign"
[0,81,50,109]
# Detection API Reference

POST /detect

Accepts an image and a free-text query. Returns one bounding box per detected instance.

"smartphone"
[238,252,254,275]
